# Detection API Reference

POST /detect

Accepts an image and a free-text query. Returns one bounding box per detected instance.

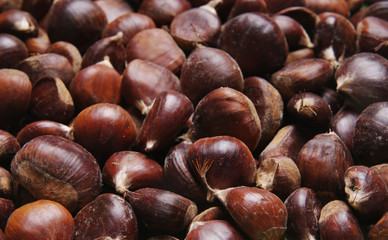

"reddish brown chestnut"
[11,135,102,213]
[4,200,75,240]
[305,0,350,17]
[331,106,358,154]
[0,9,38,39]
[284,187,322,240]
[371,163,388,189]
[0,33,28,68]
[285,48,315,65]
[275,7,318,39]
[0,167,12,199]
[94,0,133,23]
[46,41,83,74]
[74,193,138,240]
[357,16,388,58]
[191,206,230,223]
[186,220,245,240]
[102,151,164,195]
[24,27,51,56]
[0,130,20,169]
[227,0,267,20]
[0,198,14,230]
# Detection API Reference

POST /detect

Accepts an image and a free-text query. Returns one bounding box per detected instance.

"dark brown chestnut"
[11,135,103,213]
[0,69,31,130]
[136,91,194,152]
[126,28,186,74]
[285,48,316,65]
[243,76,284,148]
[344,165,388,223]
[0,130,20,169]
[94,0,133,23]
[296,132,354,201]
[72,103,137,165]
[186,220,245,240]
[188,88,261,151]
[102,151,164,195]
[319,87,343,115]
[227,0,267,20]
[357,16,388,58]
[188,136,257,201]
[371,163,388,189]
[264,0,305,14]
[126,188,197,234]
[0,9,38,39]
[319,200,364,240]
[218,12,288,76]
[353,102,388,165]
[138,0,191,27]
[21,0,52,21]
[270,58,334,101]
[330,106,358,154]
[74,193,138,240]
[46,0,107,53]
[336,53,388,111]
[191,206,230,223]
[352,2,388,27]
[121,59,181,113]
[16,120,73,146]
[70,58,122,110]
[0,167,11,199]
[0,33,28,68]
[0,198,14,230]
[180,46,244,105]
[4,200,75,240]
[305,0,350,17]
[29,76,75,123]
[46,41,82,74]
[368,212,388,240]
[284,187,322,240]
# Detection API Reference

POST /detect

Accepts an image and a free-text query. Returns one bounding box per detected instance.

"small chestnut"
[0,130,20,169]
[0,33,28,69]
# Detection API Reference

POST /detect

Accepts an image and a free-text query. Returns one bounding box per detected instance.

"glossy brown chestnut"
[371,163,388,189]
[46,41,82,74]
[330,106,358,154]
[72,103,137,164]
[275,7,318,39]
[138,0,191,27]
[94,0,133,23]
[286,92,333,133]
[0,198,14,230]
[319,200,364,240]
[0,167,12,199]
[0,33,28,68]
[305,0,350,17]
[285,48,316,65]
[219,12,288,76]
[126,28,186,74]
[189,88,261,151]
[126,188,197,234]
[336,53,388,111]
[81,32,126,73]
[353,102,388,165]
[11,135,102,213]
[102,151,164,195]
[70,59,122,110]
[4,200,75,240]
[227,0,267,20]
[46,0,107,53]
[16,120,73,146]
[0,9,38,39]
[270,58,334,101]
[191,206,230,223]
[352,2,388,27]
[186,220,245,240]
[243,77,284,148]
[29,76,75,123]
[16,53,75,87]
[74,193,138,240]
[188,136,257,201]
[319,87,343,115]
[0,69,31,130]
[357,16,388,58]
[296,132,354,201]
[284,187,322,240]
[368,212,388,240]
[24,27,51,55]
[136,91,194,152]
[180,47,244,105]
[214,186,287,240]
[0,130,20,169]
[256,156,301,200]
[344,165,388,223]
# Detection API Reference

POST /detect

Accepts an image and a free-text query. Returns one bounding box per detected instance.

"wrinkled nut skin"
[0,198,15,230]
[0,130,20,169]
[296,132,354,201]
[74,193,138,240]
[331,106,358,154]
[219,12,288,76]
[102,151,164,194]
[284,187,322,240]
[319,200,364,240]
[4,200,75,240]
[344,165,388,223]
[11,135,102,213]
[0,33,28,69]
[368,212,388,240]
[180,47,244,105]
[186,220,245,240]
[353,102,388,165]
[215,186,287,240]
[126,188,197,235]
[191,87,261,151]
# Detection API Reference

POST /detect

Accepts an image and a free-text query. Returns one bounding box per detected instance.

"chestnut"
[284,187,322,240]
[0,69,31,130]
[357,16,388,58]
[0,130,20,169]
[180,46,244,105]
[11,135,102,213]
[94,0,133,23]
[305,0,350,17]
[0,33,28,69]
[4,200,75,240]
[218,12,288,76]
[189,87,261,151]
[319,87,344,115]
[136,90,194,152]
[285,48,316,65]
[0,229,4,240]
[186,220,245,240]
[191,206,230,223]
[371,163,388,189]
[21,0,52,21]
[296,132,354,201]
[330,106,358,154]
[46,0,107,53]
[72,103,137,165]
[353,102,388,165]
[319,200,364,240]
[227,0,267,20]
[24,27,51,55]
[0,9,38,39]
[46,41,83,74]
[74,193,138,240]
[16,120,73,146]
[102,151,164,195]
[0,198,15,230]
[0,167,12,199]
[368,212,388,240]
[264,0,305,14]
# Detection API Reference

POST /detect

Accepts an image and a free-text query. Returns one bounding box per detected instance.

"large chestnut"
[4,200,75,240]
[11,135,102,213]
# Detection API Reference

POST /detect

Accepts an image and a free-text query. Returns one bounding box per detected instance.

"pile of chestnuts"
[0,0,387,239]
